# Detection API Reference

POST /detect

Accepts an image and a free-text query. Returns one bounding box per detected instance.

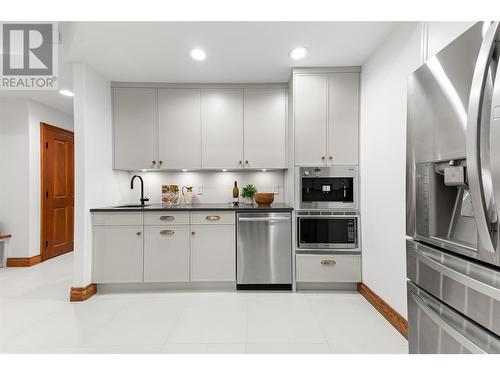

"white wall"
[359,21,476,318]
[0,99,31,258]
[0,98,73,258]
[73,63,129,287]
[129,171,284,205]
[28,101,73,257]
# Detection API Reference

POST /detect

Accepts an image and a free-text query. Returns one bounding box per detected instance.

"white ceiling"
[67,22,398,83]
[0,22,398,115]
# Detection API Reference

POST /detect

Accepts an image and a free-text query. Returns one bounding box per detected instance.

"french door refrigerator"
[406,21,500,354]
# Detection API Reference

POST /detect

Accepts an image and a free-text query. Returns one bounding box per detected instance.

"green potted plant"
[241,184,257,205]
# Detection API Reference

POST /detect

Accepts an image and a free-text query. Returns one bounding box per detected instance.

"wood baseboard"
[6,255,42,267]
[358,283,408,339]
[70,284,97,302]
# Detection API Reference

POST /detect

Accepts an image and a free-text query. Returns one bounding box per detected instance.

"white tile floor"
[0,253,408,354]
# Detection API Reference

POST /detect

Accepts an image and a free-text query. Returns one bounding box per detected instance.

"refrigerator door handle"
[491,46,500,246]
[409,290,486,354]
[410,247,500,300]
[466,21,499,253]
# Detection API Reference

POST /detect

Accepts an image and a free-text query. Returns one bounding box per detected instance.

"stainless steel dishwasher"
[236,212,292,290]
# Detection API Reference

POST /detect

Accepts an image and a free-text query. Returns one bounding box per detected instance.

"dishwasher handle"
[238,217,290,222]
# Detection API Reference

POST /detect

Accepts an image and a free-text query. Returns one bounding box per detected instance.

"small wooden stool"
[0,233,12,268]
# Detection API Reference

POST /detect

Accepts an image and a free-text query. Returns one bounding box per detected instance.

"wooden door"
[41,123,74,260]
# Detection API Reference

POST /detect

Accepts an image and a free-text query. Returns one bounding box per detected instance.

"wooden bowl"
[254,192,274,206]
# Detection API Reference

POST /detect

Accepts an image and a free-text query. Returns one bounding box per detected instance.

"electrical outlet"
[273,185,279,195]
[196,185,203,195]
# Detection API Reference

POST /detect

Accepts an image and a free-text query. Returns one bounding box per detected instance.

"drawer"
[93,212,143,226]
[144,212,190,226]
[296,254,361,283]
[191,211,235,225]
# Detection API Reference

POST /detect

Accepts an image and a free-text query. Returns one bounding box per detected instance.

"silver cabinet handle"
[466,21,499,253]
[152,160,156,166]
[320,259,336,265]
[191,231,195,235]
[160,215,175,221]
[136,232,141,236]
[160,229,175,235]
[329,156,333,160]
[245,160,249,166]
[206,215,221,221]
[409,290,486,353]
[321,156,326,161]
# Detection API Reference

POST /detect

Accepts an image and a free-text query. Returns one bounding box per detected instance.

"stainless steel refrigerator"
[406,21,500,354]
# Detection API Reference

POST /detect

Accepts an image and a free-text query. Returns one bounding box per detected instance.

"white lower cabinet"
[190,224,236,282]
[296,254,361,283]
[93,225,144,283]
[93,211,236,285]
[143,226,190,282]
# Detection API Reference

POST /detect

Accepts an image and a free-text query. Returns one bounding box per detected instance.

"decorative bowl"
[254,192,274,206]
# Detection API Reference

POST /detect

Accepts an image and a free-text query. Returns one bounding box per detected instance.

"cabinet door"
[158,89,201,169]
[201,89,244,169]
[144,226,190,282]
[93,226,143,283]
[327,73,359,165]
[190,225,235,282]
[293,74,327,166]
[243,88,286,169]
[113,88,158,170]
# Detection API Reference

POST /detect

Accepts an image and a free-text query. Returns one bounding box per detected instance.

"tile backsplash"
[129,171,285,205]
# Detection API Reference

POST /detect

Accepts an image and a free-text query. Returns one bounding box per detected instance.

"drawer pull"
[206,215,221,221]
[320,259,336,265]
[160,230,175,235]
[160,215,175,221]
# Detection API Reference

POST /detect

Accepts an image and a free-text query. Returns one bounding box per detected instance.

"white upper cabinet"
[292,70,359,166]
[327,73,359,165]
[158,89,201,169]
[293,74,328,166]
[426,22,475,59]
[112,85,287,170]
[243,88,286,169]
[201,88,244,169]
[113,88,158,170]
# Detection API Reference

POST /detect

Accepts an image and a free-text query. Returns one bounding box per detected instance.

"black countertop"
[90,203,293,213]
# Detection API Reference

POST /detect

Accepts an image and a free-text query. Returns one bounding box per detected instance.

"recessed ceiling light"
[261,169,267,172]
[182,169,188,172]
[222,169,227,172]
[289,47,308,60]
[190,48,206,61]
[141,169,147,172]
[59,89,74,97]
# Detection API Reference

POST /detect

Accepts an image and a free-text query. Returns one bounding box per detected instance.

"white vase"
[243,197,253,205]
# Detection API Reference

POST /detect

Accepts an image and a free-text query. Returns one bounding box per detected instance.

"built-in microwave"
[296,166,359,211]
[296,211,359,252]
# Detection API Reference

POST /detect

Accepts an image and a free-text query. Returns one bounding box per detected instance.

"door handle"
[238,217,290,222]
[160,215,175,221]
[466,21,499,253]
[160,229,175,235]
[320,259,336,265]
[206,215,221,221]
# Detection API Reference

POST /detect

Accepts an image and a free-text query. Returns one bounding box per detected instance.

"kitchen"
[0,4,499,372]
